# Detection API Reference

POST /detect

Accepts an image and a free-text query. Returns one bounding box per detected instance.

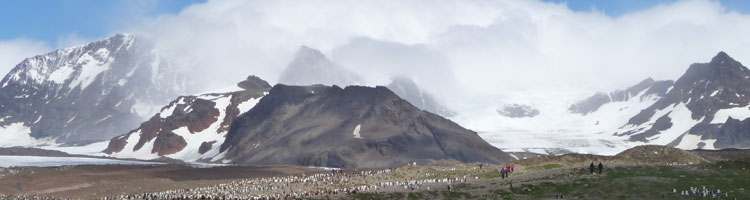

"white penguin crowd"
[107,166,472,200]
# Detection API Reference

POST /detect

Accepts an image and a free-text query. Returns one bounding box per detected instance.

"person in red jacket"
[506,165,511,176]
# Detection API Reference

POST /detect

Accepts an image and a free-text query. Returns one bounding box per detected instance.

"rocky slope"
[104,76,271,162]
[0,34,187,145]
[219,84,511,168]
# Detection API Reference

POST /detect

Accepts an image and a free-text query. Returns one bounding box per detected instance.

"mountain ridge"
[0,34,187,144]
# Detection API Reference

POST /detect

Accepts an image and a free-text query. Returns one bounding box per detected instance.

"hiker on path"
[589,162,595,174]
[501,167,506,179]
[511,163,514,173]
[598,162,604,174]
[479,163,483,170]
[506,165,511,176]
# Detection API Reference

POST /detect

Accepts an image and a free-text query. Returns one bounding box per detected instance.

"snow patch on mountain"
[166,94,232,162]
[237,92,266,112]
[109,130,160,160]
[647,103,703,144]
[353,124,362,139]
[48,66,75,84]
[675,133,717,150]
[711,106,750,123]
[0,123,56,147]
[69,49,114,90]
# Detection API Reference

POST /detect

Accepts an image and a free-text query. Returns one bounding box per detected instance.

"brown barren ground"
[0,164,324,199]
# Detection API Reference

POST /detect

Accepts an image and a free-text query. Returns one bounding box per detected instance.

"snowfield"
[451,89,659,155]
[0,123,56,147]
[0,155,160,168]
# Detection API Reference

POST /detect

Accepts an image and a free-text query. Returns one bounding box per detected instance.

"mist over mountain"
[386,76,456,117]
[0,34,187,145]
[278,45,456,117]
[278,46,361,87]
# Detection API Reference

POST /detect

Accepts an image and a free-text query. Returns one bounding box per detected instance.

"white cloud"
[331,37,459,95]
[56,33,97,49]
[0,38,51,76]
[125,0,750,106]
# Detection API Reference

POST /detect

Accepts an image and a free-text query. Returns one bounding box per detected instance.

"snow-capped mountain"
[386,76,455,117]
[0,34,187,145]
[575,52,750,150]
[104,76,270,162]
[569,78,673,115]
[620,52,750,148]
[278,46,361,87]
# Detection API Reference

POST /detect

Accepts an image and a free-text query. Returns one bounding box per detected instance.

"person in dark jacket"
[598,162,604,174]
[589,162,595,174]
[500,168,506,179]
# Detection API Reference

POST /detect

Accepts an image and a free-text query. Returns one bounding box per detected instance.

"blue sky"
[0,0,205,47]
[544,0,750,16]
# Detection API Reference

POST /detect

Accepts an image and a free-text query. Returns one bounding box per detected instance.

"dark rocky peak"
[258,84,400,112]
[277,46,361,87]
[678,52,749,87]
[237,75,271,91]
[710,51,739,66]
[663,52,750,117]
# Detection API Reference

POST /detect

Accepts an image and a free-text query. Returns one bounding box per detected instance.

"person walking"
[589,162,595,175]
[506,165,511,176]
[598,162,604,174]
[479,163,483,170]
[511,163,515,173]
[500,168,506,179]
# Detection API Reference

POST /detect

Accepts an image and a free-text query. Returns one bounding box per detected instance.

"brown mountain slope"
[219,84,511,168]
